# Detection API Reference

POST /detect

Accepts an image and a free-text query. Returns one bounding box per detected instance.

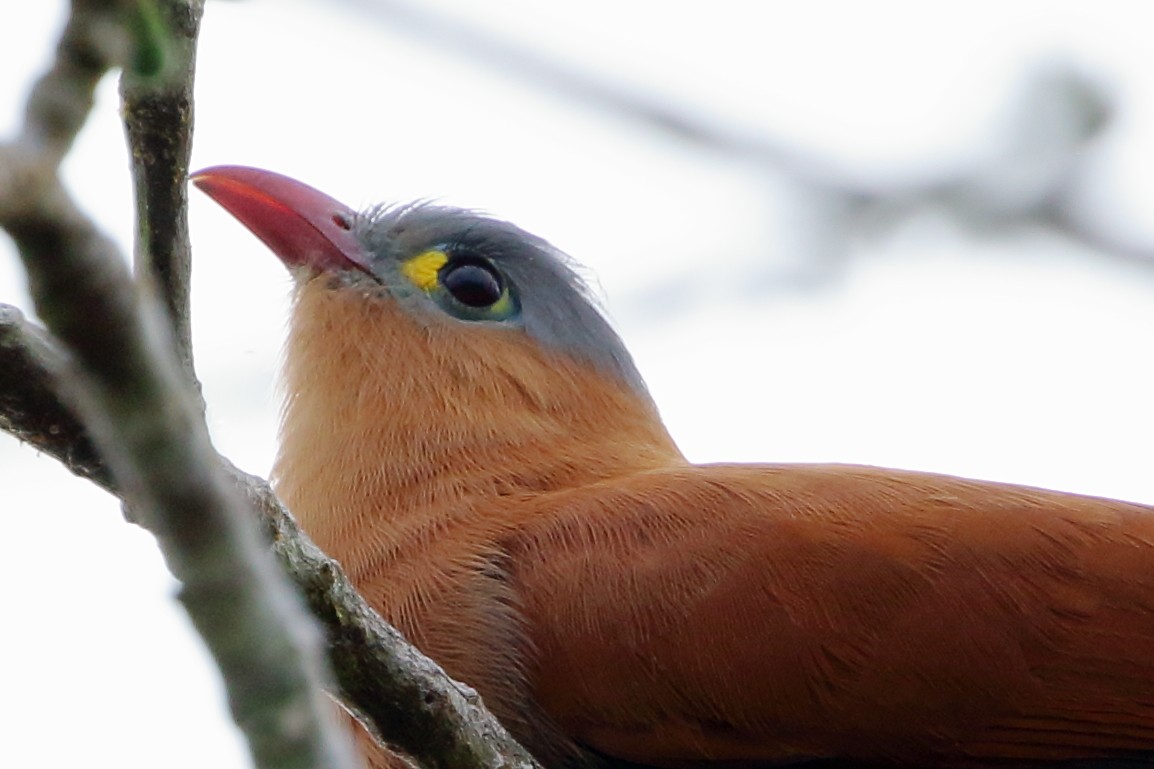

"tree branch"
[0,303,110,491]
[0,295,541,769]
[237,467,543,769]
[1,4,544,769]
[17,0,128,163]
[0,3,356,768]
[121,0,204,384]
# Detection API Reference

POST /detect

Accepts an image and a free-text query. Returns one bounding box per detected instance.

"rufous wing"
[504,464,1154,767]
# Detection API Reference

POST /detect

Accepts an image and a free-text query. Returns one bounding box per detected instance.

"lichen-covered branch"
[0,301,540,769]
[238,468,543,769]
[2,158,358,769]
[0,3,356,768]
[1,4,545,769]
[121,0,204,383]
[0,303,110,491]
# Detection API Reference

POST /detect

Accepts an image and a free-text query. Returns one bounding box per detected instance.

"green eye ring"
[401,248,519,322]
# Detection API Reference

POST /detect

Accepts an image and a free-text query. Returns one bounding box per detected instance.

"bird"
[192,164,1154,769]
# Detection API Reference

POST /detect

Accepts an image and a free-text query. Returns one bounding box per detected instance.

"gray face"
[351,202,652,400]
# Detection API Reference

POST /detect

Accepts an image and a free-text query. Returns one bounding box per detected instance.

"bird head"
[191,166,681,538]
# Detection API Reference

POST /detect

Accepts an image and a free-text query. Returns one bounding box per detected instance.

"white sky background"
[3,1,1154,766]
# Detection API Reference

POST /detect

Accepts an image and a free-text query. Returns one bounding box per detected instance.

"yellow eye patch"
[401,249,449,291]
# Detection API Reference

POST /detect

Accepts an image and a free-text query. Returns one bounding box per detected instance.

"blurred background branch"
[338,0,1151,289]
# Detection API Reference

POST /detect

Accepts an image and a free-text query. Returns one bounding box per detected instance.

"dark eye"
[440,256,504,308]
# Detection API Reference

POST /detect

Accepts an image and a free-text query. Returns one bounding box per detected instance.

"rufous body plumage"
[194,165,1154,769]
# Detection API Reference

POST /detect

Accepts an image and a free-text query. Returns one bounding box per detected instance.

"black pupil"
[440,258,503,308]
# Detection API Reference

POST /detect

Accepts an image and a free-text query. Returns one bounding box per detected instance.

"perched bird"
[193,165,1154,769]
